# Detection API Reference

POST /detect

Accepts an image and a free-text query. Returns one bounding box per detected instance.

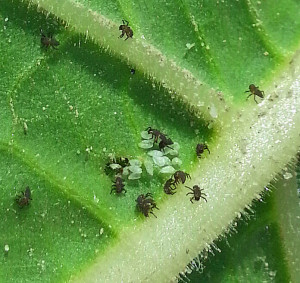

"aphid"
[40,29,59,49]
[185,185,207,203]
[110,177,126,194]
[196,143,210,158]
[146,127,164,144]
[173,170,191,185]
[119,20,133,40]
[159,137,174,152]
[245,84,264,103]
[136,193,159,218]
[163,178,176,195]
[16,187,32,207]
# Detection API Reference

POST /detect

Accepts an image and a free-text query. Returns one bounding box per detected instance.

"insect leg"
[246,93,253,100]
[201,196,208,202]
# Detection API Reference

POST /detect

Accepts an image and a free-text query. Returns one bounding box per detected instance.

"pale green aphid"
[138,140,153,149]
[144,159,154,176]
[147,150,163,157]
[109,163,122,170]
[128,165,142,174]
[129,159,142,167]
[172,157,182,166]
[160,166,176,174]
[128,173,142,180]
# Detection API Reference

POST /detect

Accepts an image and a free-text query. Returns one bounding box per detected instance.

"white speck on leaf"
[283,172,293,180]
[4,244,9,252]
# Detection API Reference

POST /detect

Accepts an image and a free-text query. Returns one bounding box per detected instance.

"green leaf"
[0,0,299,282]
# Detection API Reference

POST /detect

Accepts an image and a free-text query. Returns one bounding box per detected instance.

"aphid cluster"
[163,170,190,195]
[139,127,181,175]
[146,127,174,152]
[16,187,32,208]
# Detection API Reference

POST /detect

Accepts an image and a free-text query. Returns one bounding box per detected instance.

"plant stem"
[73,52,300,282]
[29,0,229,123]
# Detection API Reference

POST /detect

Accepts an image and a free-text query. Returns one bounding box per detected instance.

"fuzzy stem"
[29,0,229,123]
[72,52,300,282]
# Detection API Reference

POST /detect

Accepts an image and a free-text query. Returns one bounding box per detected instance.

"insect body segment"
[185,185,207,203]
[111,177,126,194]
[146,127,174,151]
[16,187,32,208]
[136,193,159,218]
[159,137,173,152]
[163,178,176,195]
[173,170,191,185]
[245,84,264,103]
[40,29,59,49]
[119,20,133,40]
[196,143,210,158]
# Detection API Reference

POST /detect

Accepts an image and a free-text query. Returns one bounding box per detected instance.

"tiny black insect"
[173,170,191,185]
[146,127,164,144]
[196,143,210,158]
[185,185,207,203]
[163,178,176,195]
[136,193,159,218]
[130,69,135,75]
[40,29,59,49]
[245,84,264,104]
[159,137,173,152]
[119,20,133,40]
[110,176,126,194]
[16,187,32,208]
[146,127,173,152]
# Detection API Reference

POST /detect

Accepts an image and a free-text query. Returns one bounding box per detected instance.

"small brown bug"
[146,127,164,144]
[159,136,173,152]
[196,143,210,158]
[245,84,264,103]
[40,29,59,49]
[111,177,126,194]
[185,185,207,203]
[16,187,32,207]
[136,193,159,218]
[119,20,133,40]
[173,170,191,185]
[163,178,176,195]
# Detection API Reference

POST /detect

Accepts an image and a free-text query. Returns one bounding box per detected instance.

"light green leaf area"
[0,0,299,282]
